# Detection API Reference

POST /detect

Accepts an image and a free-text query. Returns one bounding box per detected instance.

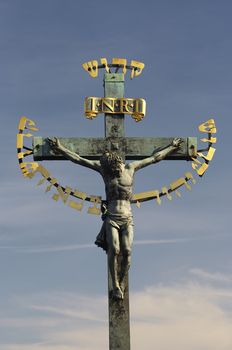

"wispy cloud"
[190,268,232,283]
[130,282,232,350]
[3,274,232,350]
[0,233,227,253]
[29,304,105,323]
[0,236,212,253]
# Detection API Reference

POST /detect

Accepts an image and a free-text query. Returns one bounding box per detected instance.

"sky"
[0,0,231,349]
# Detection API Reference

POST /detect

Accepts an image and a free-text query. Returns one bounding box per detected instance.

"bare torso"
[101,165,134,215]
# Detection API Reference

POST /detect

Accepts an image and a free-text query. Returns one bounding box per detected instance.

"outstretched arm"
[47,137,101,172]
[128,138,182,172]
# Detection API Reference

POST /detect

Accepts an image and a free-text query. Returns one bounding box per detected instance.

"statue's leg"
[119,224,134,294]
[106,223,123,299]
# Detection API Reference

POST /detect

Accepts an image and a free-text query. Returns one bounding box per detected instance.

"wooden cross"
[33,72,197,350]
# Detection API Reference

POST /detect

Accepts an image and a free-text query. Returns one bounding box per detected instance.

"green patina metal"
[33,72,198,350]
[33,136,197,161]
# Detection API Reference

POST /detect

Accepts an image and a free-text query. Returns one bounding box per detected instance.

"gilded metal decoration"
[17,117,96,212]
[84,97,146,122]
[191,119,217,177]
[16,114,197,209]
[82,57,145,79]
[16,58,217,350]
[16,117,217,209]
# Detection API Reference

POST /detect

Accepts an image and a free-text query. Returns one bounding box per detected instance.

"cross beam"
[33,136,197,161]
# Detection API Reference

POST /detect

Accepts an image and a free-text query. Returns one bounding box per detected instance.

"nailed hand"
[47,137,61,150]
[172,138,182,148]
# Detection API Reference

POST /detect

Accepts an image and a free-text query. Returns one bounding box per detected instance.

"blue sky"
[0,0,231,349]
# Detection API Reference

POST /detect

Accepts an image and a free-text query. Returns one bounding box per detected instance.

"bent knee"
[108,246,120,256]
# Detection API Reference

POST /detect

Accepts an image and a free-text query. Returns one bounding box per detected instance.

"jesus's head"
[100,151,124,176]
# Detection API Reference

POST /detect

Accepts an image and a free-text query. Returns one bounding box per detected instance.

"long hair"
[100,151,124,176]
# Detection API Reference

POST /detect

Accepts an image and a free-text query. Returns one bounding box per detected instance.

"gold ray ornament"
[16,112,216,210]
[191,119,217,177]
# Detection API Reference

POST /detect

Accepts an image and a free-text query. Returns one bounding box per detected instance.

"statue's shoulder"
[125,162,135,173]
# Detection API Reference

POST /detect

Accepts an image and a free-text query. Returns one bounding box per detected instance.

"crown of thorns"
[100,151,123,170]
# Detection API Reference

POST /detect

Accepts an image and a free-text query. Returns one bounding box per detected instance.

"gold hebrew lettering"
[89,196,101,214]
[133,190,161,204]
[112,58,127,74]
[185,182,191,190]
[19,162,39,177]
[52,193,60,201]
[132,192,145,201]
[197,147,216,161]
[175,190,181,197]
[82,60,99,78]
[18,116,38,132]
[45,184,53,192]
[156,191,161,205]
[197,163,209,176]
[68,200,83,211]
[37,178,46,186]
[130,60,145,79]
[185,172,196,184]
[20,167,30,176]
[73,190,87,201]
[170,177,186,190]
[191,157,202,165]
[161,187,172,200]
[36,175,56,188]
[36,165,51,179]
[17,134,23,148]
[87,205,101,215]
[49,178,58,185]
[192,159,209,176]
[101,58,110,73]
[133,190,160,201]
[56,186,72,203]
[17,133,33,148]
[17,150,33,159]
[200,137,217,144]
[18,116,27,130]
[90,195,102,204]
[19,162,38,171]
[27,172,36,179]
[198,119,216,133]
[25,118,38,131]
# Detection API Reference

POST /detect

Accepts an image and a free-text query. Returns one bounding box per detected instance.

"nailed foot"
[119,280,126,296]
[112,287,124,300]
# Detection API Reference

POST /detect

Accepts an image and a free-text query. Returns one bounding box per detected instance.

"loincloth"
[95,213,133,252]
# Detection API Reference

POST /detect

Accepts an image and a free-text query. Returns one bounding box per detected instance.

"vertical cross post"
[104,73,125,139]
[104,73,130,350]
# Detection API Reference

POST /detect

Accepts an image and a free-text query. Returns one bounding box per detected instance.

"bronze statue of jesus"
[48,137,182,300]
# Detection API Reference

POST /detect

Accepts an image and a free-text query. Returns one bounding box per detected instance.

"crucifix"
[17,58,217,350]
